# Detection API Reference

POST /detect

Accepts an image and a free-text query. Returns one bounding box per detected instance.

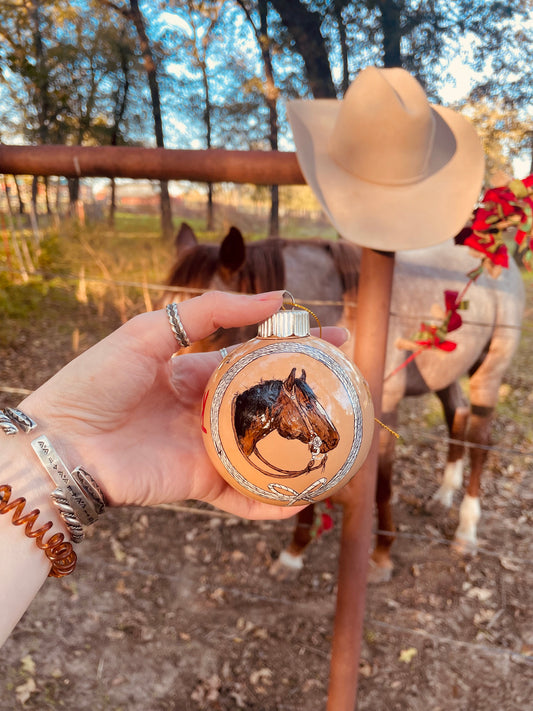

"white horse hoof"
[431,486,454,509]
[269,550,304,580]
[367,557,393,584]
[452,534,477,556]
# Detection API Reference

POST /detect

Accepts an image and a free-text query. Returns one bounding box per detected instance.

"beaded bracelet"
[0,484,77,578]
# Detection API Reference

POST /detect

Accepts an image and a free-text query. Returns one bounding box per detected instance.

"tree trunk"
[207,182,214,231]
[332,0,350,95]
[31,176,38,212]
[109,178,117,226]
[377,0,403,68]
[128,0,173,238]
[12,176,25,214]
[108,31,131,229]
[269,185,279,237]
[269,0,336,98]
[44,176,52,214]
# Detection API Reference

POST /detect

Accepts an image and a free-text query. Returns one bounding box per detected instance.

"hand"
[21,291,348,520]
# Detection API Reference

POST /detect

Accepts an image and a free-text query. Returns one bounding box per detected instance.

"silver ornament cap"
[257,308,310,338]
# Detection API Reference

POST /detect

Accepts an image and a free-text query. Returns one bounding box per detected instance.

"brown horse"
[164,222,525,581]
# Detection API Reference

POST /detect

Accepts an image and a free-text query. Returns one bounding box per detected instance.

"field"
[1,210,532,710]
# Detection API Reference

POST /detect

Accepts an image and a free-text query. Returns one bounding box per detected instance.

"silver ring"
[166,303,190,348]
[219,347,228,360]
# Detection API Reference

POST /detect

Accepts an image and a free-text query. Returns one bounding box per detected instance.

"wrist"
[2,401,108,542]
[0,430,67,537]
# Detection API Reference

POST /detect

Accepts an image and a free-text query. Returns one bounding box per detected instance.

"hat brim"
[287,99,485,251]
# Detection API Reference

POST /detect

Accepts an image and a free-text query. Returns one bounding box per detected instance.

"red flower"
[310,499,335,539]
[414,322,457,352]
[455,227,509,268]
[444,290,463,332]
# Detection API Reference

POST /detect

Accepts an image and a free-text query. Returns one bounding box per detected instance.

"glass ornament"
[201,298,374,506]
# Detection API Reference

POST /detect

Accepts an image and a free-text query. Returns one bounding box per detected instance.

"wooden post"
[327,247,395,711]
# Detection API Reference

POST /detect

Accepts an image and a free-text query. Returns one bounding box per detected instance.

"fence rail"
[0,145,305,184]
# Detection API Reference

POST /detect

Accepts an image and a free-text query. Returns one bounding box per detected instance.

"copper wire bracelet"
[0,484,77,578]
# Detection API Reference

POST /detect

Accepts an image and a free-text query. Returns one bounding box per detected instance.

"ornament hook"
[282,291,296,310]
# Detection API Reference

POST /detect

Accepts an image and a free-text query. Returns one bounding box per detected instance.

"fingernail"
[255,290,284,302]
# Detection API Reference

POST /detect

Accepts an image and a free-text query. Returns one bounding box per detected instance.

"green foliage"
[0,274,76,346]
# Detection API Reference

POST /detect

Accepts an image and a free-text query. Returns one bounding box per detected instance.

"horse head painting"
[232,367,340,478]
[164,221,525,582]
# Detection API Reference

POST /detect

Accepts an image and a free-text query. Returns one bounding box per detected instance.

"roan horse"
[164,222,525,581]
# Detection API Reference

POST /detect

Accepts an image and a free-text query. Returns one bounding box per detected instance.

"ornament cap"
[258,308,310,338]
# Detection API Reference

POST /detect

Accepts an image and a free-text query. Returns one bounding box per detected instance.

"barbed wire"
[93,556,533,666]
[2,380,531,460]
[1,264,532,335]
[366,619,533,666]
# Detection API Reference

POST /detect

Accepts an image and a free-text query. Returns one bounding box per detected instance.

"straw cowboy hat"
[287,66,485,251]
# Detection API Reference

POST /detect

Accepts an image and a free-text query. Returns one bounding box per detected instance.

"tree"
[99,0,174,238]
[0,0,73,210]
[236,0,282,235]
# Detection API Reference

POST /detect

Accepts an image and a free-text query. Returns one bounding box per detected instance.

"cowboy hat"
[287,66,485,251]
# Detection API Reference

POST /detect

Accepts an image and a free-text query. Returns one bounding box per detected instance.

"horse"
[163,222,525,581]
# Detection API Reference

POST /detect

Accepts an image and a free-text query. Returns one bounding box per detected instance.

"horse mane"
[165,233,360,298]
[240,239,286,293]
[166,243,218,289]
[236,236,360,296]
[233,378,282,442]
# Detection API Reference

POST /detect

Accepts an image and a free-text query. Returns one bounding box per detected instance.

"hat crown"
[329,67,437,186]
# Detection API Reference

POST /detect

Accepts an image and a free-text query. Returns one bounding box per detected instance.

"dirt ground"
[1,281,532,711]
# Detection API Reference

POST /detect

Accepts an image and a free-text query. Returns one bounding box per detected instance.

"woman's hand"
[21,291,347,520]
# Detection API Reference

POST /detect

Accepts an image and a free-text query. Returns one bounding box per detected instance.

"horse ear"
[175,222,197,254]
[219,226,246,274]
[284,367,297,392]
[300,369,306,382]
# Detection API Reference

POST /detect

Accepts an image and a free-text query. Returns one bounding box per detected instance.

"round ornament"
[201,299,374,506]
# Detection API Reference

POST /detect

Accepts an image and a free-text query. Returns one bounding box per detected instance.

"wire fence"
[1,263,533,332]
[1,254,532,678]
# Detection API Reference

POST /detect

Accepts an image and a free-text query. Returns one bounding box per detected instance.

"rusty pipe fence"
[0,144,396,711]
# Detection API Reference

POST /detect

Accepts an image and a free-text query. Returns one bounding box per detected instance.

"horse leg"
[454,405,493,553]
[432,382,470,508]
[270,505,316,578]
[453,319,520,552]
[368,411,398,584]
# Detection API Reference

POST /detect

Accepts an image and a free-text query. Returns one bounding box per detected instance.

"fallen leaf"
[20,654,35,675]
[500,557,520,572]
[210,587,225,603]
[399,647,418,664]
[110,537,126,563]
[250,667,273,686]
[16,678,37,705]
[359,659,373,678]
[466,587,493,602]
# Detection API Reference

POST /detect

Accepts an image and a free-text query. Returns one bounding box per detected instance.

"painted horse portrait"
[164,222,525,582]
[233,367,339,478]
